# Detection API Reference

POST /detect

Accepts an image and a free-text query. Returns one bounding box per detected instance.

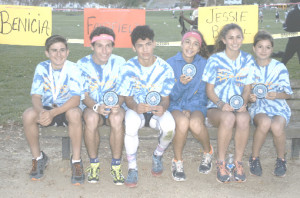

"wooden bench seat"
[40,80,300,160]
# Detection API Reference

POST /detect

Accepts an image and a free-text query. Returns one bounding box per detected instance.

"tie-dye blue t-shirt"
[77,54,126,105]
[119,56,175,104]
[202,50,255,108]
[30,60,82,107]
[248,59,293,124]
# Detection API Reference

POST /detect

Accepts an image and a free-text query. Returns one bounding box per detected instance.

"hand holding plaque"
[229,95,244,110]
[182,64,197,78]
[253,84,268,99]
[145,91,161,106]
[103,91,119,117]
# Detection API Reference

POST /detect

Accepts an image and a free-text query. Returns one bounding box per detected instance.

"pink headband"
[91,34,114,43]
[182,32,202,47]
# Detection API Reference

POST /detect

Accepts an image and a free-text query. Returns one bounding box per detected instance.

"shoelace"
[202,153,212,166]
[218,162,230,176]
[234,161,244,175]
[127,170,137,180]
[112,166,122,179]
[251,157,261,169]
[74,163,83,176]
[86,165,99,177]
[275,158,286,169]
[175,161,184,172]
[31,159,37,172]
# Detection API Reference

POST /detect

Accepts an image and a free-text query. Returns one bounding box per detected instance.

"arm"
[206,83,233,112]
[37,95,80,126]
[125,96,151,114]
[151,96,170,117]
[237,84,251,113]
[266,92,291,100]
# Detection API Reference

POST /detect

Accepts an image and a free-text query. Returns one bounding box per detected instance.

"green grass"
[0,8,299,125]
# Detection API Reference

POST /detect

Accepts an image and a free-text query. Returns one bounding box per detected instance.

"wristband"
[93,104,100,113]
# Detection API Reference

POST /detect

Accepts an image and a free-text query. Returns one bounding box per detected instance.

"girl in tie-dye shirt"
[202,23,255,183]
[248,31,293,178]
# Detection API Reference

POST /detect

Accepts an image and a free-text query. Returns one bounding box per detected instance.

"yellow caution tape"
[68,32,300,46]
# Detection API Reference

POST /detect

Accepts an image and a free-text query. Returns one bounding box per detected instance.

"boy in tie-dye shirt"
[118,25,175,188]
[23,35,84,185]
[77,26,126,185]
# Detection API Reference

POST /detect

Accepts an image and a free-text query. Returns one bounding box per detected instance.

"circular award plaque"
[229,95,244,110]
[253,84,268,99]
[182,64,197,78]
[103,91,119,106]
[145,91,161,106]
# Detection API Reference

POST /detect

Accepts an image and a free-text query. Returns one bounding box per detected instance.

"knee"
[189,118,205,133]
[220,113,236,128]
[236,113,251,128]
[84,112,99,130]
[159,112,175,132]
[175,117,189,134]
[66,108,82,124]
[22,108,38,125]
[109,111,125,126]
[125,111,141,136]
[256,119,271,133]
[271,122,285,137]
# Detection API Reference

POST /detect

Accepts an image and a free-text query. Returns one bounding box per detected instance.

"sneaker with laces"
[249,156,262,176]
[111,165,125,185]
[199,145,214,174]
[30,151,49,181]
[151,154,163,176]
[70,159,85,185]
[233,161,246,182]
[125,169,138,188]
[86,162,100,183]
[216,161,230,183]
[171,159,186,181]
[273,158,287,177]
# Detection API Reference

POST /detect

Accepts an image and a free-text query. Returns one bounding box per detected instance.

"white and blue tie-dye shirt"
[202,50,255,108]
[30,60,82,107]
[248,59,293,124]
[119,56,175,104]
[77,54,126,105]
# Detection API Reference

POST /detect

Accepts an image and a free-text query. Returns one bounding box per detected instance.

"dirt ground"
[1,123,300,198]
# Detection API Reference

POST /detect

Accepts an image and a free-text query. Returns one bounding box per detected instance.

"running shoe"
[216,160,230,183]
[199,145,214,174]
[273,158,287,177]
[111,165,125,185]
[30,151,49,181]
[233,161,246,182]
[151,154,163,176]
[249,156,262,176]
[171,159,186,181]
[86,162,100,183]
[125,169,138,188]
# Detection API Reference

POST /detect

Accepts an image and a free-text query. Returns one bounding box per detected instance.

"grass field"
[0,8,299,125]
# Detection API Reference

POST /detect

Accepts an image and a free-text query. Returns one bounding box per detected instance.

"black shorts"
[43,106,68,127]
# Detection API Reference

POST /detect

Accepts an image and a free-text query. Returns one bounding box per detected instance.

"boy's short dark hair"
[45,35,68,51]
[90,26,115,46]
[130,25,154,46]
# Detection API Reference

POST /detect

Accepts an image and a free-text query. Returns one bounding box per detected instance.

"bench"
[41,80,300,160]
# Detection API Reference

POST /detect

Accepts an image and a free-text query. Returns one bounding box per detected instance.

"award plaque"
[182,64,197,78]
[145,91,161,106]
[229,95,244,110]
[103,91,119,106]
[253,84,268,99]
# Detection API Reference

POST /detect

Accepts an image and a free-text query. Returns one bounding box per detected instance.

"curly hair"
[213,23,243,53]
[45,35,68,52]
[130,25,154,46]
[90,26,115,47]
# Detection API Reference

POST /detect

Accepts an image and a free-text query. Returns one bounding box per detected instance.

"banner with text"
[0,5,52,46]
[84,8,145,48]
[198,5,258,45]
